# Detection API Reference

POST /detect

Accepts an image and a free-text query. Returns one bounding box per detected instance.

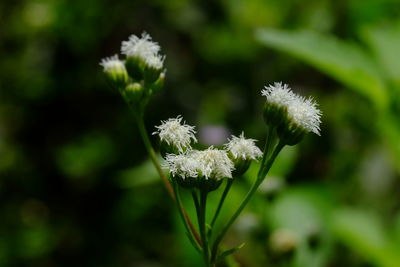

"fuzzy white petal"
[121,32,161,60]
[261,82,296,108]
[225,132,262,160]
[99,54,125,73]
[191,147,234,180]
[153,116,197,152]
[165,153,199,179]
[287,96,322,135]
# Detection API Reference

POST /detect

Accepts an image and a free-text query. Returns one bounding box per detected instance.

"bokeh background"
[2,0,400,266]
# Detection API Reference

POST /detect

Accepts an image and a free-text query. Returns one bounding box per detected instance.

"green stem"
[192,190,201,223]
[133,112,202,245]
[134,113,175,198]
[211,141,285,263]
[199,190,210,266]
[173,181,202,252]
[259,126,276,174]
[210,179,233,228]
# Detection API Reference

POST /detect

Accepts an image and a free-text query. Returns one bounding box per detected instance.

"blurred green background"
[2,0,400,266]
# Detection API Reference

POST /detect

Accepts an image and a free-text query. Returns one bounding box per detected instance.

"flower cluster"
[154,116,262,191]
[262,82,322,145]
[100,32,166,108]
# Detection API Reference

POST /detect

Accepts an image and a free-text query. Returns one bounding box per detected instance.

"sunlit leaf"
[333,208,400,267]
[361,23,400,86]
[255,28,388,110]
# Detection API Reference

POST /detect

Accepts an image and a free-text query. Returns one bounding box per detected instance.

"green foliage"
[255,28,388,111]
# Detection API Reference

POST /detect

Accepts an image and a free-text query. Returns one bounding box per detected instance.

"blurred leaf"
[361,23,400,86]
[56,133,116,178]
[269,186,334,267]
[17,225,54,259]
[117,158,160,188]
[255,28,388,111]
[333,208,400,267]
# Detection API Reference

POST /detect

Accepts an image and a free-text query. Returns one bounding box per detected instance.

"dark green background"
[2,0,400,266]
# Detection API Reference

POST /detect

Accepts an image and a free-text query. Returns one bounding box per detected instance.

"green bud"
[230,156,251,177]
[125,56,144,81]
[144,65,163,85]
[100,55,129,89]
[159,141,180,159]
[277,121,306,146]
[197,176,223,192]
[173,175,198,189]
[263,102,288,128]
[122,83,143,104]
[148,72,165,95]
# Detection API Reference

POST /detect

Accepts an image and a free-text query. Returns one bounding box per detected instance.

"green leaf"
[117,158,160,188]
[255,28,388,111]
[333,208,400,267]
[217,243,245,262]
[361,23,400,86]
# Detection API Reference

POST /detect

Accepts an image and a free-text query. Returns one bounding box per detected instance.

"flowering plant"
[100,32,322,266]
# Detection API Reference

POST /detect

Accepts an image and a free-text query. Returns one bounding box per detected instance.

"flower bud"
[196,176,223,192]
[224,133,262,177]
[172,175,198,189]
[277,95,321,146]
[153,116,197,154]
[99,55,129,89]
[125,56,144,81]
[122,82,143,104]
[229,157,251,177]
[262,83,294,128]
[143,55,164,85]
[149,72,165,94]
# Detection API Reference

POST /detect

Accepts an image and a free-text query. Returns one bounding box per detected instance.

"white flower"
[121,32,161,60]
[165,153,199,179]
[192,147,234,180]
[261,82,296,108]
[287,95,322,135]
[99,54,126,74]
[224,132,262,160]
[145,54,165,70]
[262,82,322,136]
[153,116,197,152]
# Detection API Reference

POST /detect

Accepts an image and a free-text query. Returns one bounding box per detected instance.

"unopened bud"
[100,55,129,89]
[122,83,143,104]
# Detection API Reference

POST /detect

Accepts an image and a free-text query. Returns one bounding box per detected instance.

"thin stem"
[191,189,201,224]
[133,112,202,245]
[210,179,233,228]
[173,181,202,252]
[211,141,285,263]
[259,126,276,173]
[199,190,210,266]
[135,113,174,198]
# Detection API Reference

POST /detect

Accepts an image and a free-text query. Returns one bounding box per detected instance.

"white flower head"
[225,132,262,160]
[287,95,322,135]
[262,82,296,108]
[99,54,126,74]
[145,54,165,70]
[192,147,234,180]
[165,153,199,179]
[262,82,322,136]
[121,32,161,60]
[153,116,197,153]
